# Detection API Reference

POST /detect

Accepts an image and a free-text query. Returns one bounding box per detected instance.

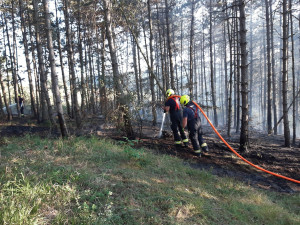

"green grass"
[0,135,299,224]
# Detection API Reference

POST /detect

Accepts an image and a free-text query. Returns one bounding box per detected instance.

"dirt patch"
[1,116,299,193]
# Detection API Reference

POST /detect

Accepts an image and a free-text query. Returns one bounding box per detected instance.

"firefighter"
[180,95,208,157]
[163,89,188,147]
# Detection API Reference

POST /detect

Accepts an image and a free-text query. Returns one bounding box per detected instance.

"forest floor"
[0,115,299,193]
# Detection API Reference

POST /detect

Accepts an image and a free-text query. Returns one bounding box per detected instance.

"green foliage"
[0,135,299,225]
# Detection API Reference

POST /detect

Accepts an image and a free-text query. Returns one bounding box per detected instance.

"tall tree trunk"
[100,30,107,116]
[19,0,37,118]
[164,0,175,90]
[249,2,254,118]
[1,21,11,105]
[132,36,140,105]
[63,0,82,128]
[4,13,20,117]
[29,22,42,122]
[270,0,277,135]
[33,0,55,125]
[265,0,272,134]
[103,0,134,138]
[282,0,290,147]
[77,0,86,113]
[239,0,249,152]
[55,0,71,118]
[11,1,21,117]
[289,0,296,144]
[209,0,218,127]
[223,3,228,126]
[189,0,195,97]
[227,9,233,136]
[147,0,157,126]
[235,8,240,133]
[43,0,69,137]
[88,43,96,114]
[0,70,12,120]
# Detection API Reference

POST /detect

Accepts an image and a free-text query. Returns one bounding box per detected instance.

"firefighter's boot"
[201,143,208,153]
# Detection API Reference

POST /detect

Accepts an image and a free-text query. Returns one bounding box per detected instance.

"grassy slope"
[0,135,299,225]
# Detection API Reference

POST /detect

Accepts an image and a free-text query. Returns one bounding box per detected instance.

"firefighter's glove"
[164,109,167,113]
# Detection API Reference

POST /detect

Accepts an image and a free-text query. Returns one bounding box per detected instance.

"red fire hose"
[173,95,300,184]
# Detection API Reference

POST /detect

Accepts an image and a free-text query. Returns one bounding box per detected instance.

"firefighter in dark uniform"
[180,95,208,157]
[163,89,188,147]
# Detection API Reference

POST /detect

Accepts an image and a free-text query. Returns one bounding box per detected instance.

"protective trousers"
[170,111,187,143]
[187,118,204,151]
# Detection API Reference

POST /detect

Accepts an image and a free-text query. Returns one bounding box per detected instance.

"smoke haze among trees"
[0,0,299,149]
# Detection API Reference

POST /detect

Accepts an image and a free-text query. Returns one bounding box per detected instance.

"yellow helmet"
[180,95,190,105]
[166,89,175,97]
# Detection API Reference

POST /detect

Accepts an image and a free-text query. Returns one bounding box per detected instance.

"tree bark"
[147,0,157,126]
[289,0,296,144]
[189,0,195,97]
[33,0,55,125]
[19,0,37,118]
[103,0,134,138]
[0,70,12,120]
[265,0,272,134]
[209,0,218,127]
[269,0,277,135]
[164,0,175,90]
[43,0,69,137]
[4,12,20,117]
[63,0,82,128]
[239,0,249,152]
[282,0,291,147]
[55,0,71,118]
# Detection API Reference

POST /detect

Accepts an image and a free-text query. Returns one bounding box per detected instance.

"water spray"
[158,112,166,138]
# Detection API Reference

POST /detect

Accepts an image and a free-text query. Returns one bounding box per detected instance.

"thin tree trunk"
[11,2,21,117]
[100,30,107,116]
[227,9,233,137]
[19,0,37,118]
[132,36,140,104]
[235,8,240,133]
[265,0,272,134]
[269,0,277,135]
[28,22,41,122]
[239,0,249,152]
[77,0,87,113]
[33,0,55,125]
[249,2,254,118]
[63,0,82,128]
[0,70,12,120]
[4,13,20,117]
[55,0,71,118]
[44,0,69,137]
[282,0,291,147]
[147,0,157,126]
[189,0,195,97]
[165,0,175,90]
[103,0,134,137]
[289,0,296,144]
[210,0,218,127]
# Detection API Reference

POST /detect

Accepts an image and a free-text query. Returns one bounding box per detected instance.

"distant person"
[180,95,208,157]
[163,89,188,147]
[18,95,24,117]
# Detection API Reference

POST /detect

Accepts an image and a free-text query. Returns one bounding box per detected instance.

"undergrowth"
[0,135,299,224]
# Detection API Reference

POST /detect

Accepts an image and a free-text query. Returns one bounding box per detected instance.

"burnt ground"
[0,116,299,193]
